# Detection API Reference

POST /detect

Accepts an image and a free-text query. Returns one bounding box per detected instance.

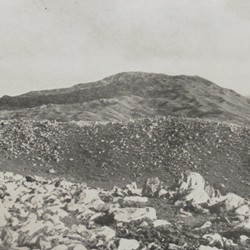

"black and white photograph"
[0,0,250,249]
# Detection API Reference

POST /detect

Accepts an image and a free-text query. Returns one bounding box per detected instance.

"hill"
[1,116,250,196]
[0,72,250,126]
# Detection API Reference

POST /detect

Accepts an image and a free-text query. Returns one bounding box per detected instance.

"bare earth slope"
[1,117,250,197]
[1,72,250,126]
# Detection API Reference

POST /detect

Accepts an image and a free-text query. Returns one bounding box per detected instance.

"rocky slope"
[0,72,250,126]
[1,170,250,250]
[0,116,250,196]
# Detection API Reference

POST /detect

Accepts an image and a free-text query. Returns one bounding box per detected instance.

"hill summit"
[0,72,250,126]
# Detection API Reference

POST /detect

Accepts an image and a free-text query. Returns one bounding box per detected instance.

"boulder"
[51,245,68,250]
[45,205,69,219]
[69,244,88,250]
[224,193,245,211]
[193,221,212,231]
[123,196,148,206]
[126,182,142,196]
[202,233,223,248]
[235,204,250,217]
[240,235,250,244]
[49,169,56,174]
[142,177,162,197]
[118,238,140,250]
[67,202,85,213]
[179,172,205,192]
[91,226,116,241]
[71,225,88,236]
[178,208,193,217]
[153,219,172,228]
[178,172,212,205]
[62,234,86,246]
[114,207,157,222]
[76,209,96,222]
[158,188,169,198]
[0,228,18,247]
[18,220,46,237]
[230,218,250,237]
[0,201,11,227]
[224,239,238,248]
[93,203,111,212]
[138,221,149,228]
[0,213,8,228]
[112,186,128,197]
[168,244,183,250]
[37,237,52,249]
[199,246,221,250]
[12,247,33,250]
[77,189,100,204]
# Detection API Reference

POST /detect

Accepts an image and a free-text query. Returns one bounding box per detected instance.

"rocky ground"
[1,115,250,249]
[1,171,250,250]
[0,117,250,196]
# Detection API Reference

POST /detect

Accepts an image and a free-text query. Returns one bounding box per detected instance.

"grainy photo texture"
[0,1,250,250]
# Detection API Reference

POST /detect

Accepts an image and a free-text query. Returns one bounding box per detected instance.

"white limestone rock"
[235,205,249,216]
[168,244,183,250]
[202,233,223,247]
[240,235,250,244]
[114,207,157,222]
[193,221,212,231]
[123,196,148,205]
[199,246,221,250]
[91,226,116,241]
[118,238,140,250]
[178,172,212,205]
[18,220,46,237]
[126,182,142,196]
[142,177,162,198]
[153,219,172,228]
[69,244,88,250]
[51,244,68,250]
[224,193,245,211]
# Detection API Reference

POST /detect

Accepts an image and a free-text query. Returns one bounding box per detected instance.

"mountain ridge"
[0,72,250,126]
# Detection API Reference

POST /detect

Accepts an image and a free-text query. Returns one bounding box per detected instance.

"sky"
[0,0,250,97]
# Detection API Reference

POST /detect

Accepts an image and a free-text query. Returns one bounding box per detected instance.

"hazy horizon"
[0,0,250,97]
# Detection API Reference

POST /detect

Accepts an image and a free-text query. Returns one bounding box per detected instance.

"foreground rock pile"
[1,171,250,249]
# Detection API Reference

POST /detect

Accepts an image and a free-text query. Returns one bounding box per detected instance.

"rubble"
[1,116,249,198]
[0,171,250,249]
[142,177,162,198]
[153,219,172,228]
[118,238,140,250]
[114,207,157,223]
[177,172,218,205]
